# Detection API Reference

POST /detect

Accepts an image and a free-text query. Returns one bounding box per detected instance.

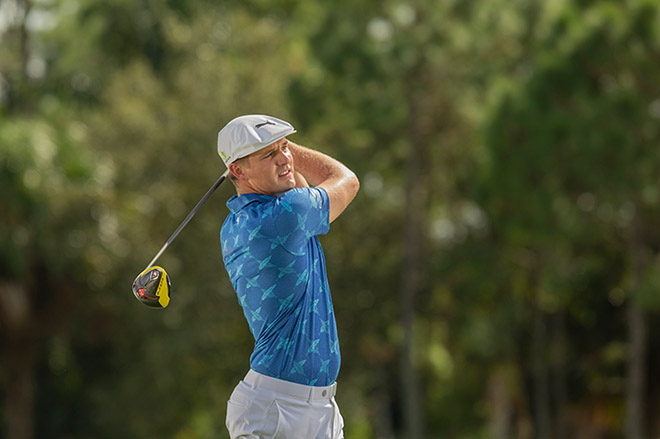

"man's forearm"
[290,142,359,223]
[290,143,349,187]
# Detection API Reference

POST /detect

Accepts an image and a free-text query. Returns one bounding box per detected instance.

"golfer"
[217,114,359,438]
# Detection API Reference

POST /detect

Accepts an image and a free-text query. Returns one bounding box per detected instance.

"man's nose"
[276,149,291,164]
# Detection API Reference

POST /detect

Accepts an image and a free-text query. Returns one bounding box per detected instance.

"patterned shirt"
[220,187,341,386]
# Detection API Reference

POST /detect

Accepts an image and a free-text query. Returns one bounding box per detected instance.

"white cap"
[217,114,296,166]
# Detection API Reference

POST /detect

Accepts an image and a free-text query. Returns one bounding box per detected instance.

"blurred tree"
[480,0,660,437]
[3,0,660,438]
[0,107,105,439]
[0,0,206,437]
[288,0,543,437]
[0,1,108,438]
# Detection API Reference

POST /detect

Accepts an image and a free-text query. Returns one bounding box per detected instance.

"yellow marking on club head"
[152,266,170,308]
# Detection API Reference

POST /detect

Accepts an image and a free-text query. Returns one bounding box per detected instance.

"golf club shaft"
[145,169,229,270]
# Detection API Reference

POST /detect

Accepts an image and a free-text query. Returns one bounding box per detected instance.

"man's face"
[232,138,296,196]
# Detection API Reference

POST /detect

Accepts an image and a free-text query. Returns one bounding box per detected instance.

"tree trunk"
[552,310,569,439]
[0,282,36,439]
[5,343,37,439]
[625,219,648,439]
[531,303,552,439]
[487,364,515,439]
[372,366,397,439]
[399,126,425,439]
[399,65,432,439]
[625,300,647,439]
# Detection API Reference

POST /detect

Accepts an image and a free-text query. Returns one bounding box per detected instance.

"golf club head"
[132,266,171,308]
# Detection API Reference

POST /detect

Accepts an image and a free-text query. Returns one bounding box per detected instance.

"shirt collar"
[226,193,275,213]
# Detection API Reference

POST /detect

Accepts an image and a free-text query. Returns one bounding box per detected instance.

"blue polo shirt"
[220,187,340,386]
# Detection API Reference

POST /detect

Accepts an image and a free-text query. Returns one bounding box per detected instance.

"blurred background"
[2,0,660,438]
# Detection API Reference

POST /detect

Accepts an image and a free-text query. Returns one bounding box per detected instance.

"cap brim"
[230,129,296,164]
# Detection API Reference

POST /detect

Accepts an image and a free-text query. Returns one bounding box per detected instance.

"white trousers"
[226,370,344,439]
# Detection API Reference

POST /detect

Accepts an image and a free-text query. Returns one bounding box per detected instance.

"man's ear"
[229,162,246,180]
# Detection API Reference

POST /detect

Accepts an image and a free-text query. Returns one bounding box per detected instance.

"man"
[217,114,359,439]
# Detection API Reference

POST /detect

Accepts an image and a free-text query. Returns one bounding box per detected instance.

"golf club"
[132,169,230,308]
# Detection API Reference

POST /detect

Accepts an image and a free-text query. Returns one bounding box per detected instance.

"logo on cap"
[255,120,276,128]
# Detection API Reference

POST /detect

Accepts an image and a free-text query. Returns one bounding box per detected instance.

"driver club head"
[132,266,171,309]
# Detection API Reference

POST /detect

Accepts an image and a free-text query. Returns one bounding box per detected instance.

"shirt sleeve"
[271,187,330,252]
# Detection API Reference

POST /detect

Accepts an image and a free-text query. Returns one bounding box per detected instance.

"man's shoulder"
[224,188,328,233]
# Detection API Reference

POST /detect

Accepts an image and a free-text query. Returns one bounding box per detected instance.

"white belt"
[244,369,337,401]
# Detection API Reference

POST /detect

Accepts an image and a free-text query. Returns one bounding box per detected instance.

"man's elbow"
[347,171,360,199]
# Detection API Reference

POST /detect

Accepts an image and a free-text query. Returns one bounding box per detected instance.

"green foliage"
[0,109,99,279]
[3,0,660,438]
